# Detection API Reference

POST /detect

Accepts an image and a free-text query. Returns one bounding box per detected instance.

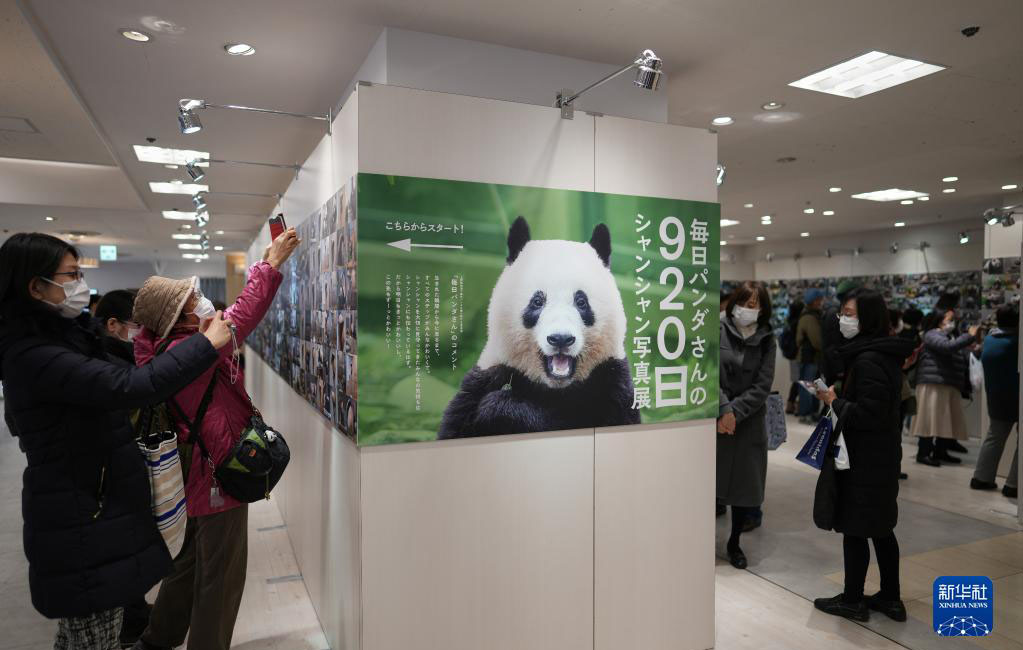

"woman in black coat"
[812,289,916,624]
[0,234,233,648]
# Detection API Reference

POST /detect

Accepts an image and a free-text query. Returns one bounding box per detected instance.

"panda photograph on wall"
[438,217,640,438]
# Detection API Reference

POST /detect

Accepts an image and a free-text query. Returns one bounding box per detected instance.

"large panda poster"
[357,172,720,446]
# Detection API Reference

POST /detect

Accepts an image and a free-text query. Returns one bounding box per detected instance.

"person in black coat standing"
[0,234,234,649]
[812,289,916,623]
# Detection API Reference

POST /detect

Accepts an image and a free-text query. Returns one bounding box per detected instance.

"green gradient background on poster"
[357,173,720,446]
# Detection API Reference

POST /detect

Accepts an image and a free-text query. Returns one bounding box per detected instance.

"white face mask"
[41,277,90,319]
[839,315,860,339]
[732,305,760,328]
[190,296,216,321]
[943,320,956,333]
[121,325,142,342]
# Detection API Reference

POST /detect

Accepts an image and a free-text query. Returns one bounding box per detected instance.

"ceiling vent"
[0,117,40,133]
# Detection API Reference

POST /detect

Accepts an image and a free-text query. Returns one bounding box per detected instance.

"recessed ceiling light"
[134,145,210,166]
[852,188,928,202]
[178,243,203,250]
[1002,184,1019,190]
[721,240,728,246]
[711,116,734,126]
[788,50,945,98]
[150,181,208,195]
[801,232,810,237]
[162,210,196,220]
[900,200,914,205]
[215,229,225,235]
[822,210,835,216]
[120,29,152,43]
[761,101,784,111]
[44,216,55,221]
[756,236,766,241]
[753,111,801,124]
[917,196,929,201]
[182,224,192,229]
[829,187,842,192]
[942,176,958,182]
[894,221,906,227]
[224,43,255,56]
[743,203,754,208]
[214,245,225,251]
[172,234,200,240]
[721,219,740,227]
[803,208,815,214]
[181,253,209,260]
[943,188,956,193]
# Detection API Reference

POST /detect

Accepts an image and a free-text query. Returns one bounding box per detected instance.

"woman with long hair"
[813,289,915,622]
[0,233,232,649]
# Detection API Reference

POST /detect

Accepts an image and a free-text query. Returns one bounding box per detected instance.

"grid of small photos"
[981,256,1022,324]
[249,178,358,440]
[723,270,985,335]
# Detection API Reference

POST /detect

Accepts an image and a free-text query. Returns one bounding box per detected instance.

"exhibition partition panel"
[247,83,719,649]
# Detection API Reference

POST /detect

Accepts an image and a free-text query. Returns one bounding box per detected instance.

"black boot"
[916,437,940,466]
[948,440,968,454]
[726,545,748,569]
[933,438,962,464]
[814,593,869,621]
[866,592,907,622]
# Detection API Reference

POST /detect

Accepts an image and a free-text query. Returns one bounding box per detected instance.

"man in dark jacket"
[795,288,825,423]
[971,305,1019,498]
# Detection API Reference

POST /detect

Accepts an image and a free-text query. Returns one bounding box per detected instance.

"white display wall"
[247,81,718,650]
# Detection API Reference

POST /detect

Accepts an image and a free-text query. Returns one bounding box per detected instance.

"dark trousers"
[843,533,900,601]
[143,505,249,650]
[797,363,820,416]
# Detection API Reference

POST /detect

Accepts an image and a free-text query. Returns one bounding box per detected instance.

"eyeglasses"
[53,270,86,281]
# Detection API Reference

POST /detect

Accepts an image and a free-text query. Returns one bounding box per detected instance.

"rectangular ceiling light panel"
[134,145,210,166]
[789,51,944,98]
[162,210,197,220]
[149,182,208,195]
[721,219,740,227]
[851,188,929,202]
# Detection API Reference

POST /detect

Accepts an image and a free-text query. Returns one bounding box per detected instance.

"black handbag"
[812,451,838,531]
[170,369,290,503]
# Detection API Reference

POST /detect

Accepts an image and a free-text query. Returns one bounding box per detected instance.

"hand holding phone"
[269,213,287,240]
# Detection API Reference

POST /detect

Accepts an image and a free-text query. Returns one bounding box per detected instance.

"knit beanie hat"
[133,275,197,339]
[835,279,861,299]
[803,288,825,305]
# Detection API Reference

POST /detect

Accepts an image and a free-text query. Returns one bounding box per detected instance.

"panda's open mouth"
[543,353,577,380]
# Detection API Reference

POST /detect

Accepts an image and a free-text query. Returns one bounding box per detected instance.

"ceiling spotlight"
[178,107,202,134]
[829,187,842,193]
[800,232,810,238]
[822,210,835,216]
[894,221,906,227]
[712,116,734,126]
[766,253,775,262]
[890,242,899,254]
[854,247,863,257]
[900,200,914,205]
[943,188,956,193]
[825,248,832,258]
[716,163,726,187]
[803,208,815,214]
[195,212,210,228]
[942,176,958,182]
[985,208,1000,226]
[958,232,970,244]
[120,29,152,43]
[224,43,255,56]
[185,161,206,182]
[761,101,784,111]
[555,49,661,119]
[192,193,207,210]
[1004,214,1016,227]
[44,216,55,221]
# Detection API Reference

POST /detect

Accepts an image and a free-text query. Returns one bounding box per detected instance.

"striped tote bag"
[138,431,187,558]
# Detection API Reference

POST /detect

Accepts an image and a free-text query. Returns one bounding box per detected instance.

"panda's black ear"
[507,216,531,264]
[588,223,612,267]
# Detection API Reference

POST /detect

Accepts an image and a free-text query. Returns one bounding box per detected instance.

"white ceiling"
[2,0,1021,263]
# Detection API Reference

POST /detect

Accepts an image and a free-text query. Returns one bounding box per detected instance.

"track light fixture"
[765,252,775,262]
[889,242,899,254]
[186,161,205,182]
[983,205,1021,228]
[192,192,207,211]
[195,212,210,228]
[825,248,832,258]
[958,232,970,245]
[555,49,662,119]
[853,247,863,257]
[177,98,331,134]
[716,163,726,187]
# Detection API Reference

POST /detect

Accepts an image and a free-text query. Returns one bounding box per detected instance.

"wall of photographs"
[724,270,985,334]
[981,257,1022,323]
[249,178,359,440]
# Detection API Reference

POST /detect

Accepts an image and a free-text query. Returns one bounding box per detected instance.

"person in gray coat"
[718,281,776,569]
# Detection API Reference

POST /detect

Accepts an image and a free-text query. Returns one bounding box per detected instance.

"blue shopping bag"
[796,411,834,470]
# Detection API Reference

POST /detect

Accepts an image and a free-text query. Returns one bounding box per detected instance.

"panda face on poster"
[438,217,639,439]
[478,217,626,388]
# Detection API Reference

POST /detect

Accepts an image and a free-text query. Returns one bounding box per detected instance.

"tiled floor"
[2,399,1019,649]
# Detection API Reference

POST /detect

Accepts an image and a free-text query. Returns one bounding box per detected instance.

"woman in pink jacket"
[130,228,298,650]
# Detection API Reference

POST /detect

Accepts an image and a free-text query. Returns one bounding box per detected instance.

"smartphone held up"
[269,213,287,240]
